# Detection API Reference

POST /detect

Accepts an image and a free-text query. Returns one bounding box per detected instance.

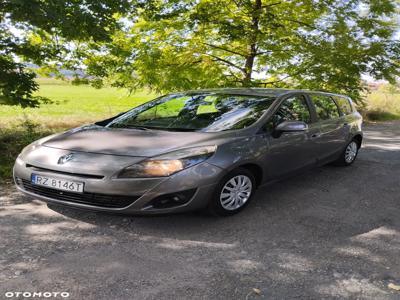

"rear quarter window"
[333,96,353,115]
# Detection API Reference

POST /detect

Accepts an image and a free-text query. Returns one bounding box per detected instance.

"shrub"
[364,110,400,122]
[0,119,54,181]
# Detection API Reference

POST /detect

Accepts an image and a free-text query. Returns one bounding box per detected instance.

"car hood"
[42,125,221,157]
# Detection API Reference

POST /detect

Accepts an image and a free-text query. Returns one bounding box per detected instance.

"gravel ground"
[1,122,399,300]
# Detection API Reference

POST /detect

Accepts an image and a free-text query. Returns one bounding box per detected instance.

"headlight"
[19,141,39,157]
[118,145,217,178]
[15,156,25,166]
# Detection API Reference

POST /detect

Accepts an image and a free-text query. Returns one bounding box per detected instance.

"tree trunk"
[243,0,261,86]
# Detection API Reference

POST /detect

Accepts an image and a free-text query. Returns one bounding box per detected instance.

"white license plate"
[31,174,84,193]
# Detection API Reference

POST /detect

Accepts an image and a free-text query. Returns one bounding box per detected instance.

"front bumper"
[13,160,224,214]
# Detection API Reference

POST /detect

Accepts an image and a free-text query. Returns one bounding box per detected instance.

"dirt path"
[1,122,400,299]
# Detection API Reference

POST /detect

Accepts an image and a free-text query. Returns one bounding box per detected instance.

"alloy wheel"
[345,141,358,163]
[219,175,253,211]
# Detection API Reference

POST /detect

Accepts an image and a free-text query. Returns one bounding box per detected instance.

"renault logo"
[58,153,74,164]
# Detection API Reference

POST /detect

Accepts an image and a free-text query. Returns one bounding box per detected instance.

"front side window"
[333,96,353,115]
[107,93,276,132]
[312,95,340,120]
[267,95,311,130]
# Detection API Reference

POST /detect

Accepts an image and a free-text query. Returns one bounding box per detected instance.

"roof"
[183,88,347,98]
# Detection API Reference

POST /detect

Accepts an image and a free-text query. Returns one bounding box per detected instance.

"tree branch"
[283,19,317,29]
[259,65,312,86]
[226,69,242,82]
[261,2,282,9]
[255,49,294,56]
[203,43,247,57]
[204,53,246,72]
[164,59,203,67]
[259,75,293,86]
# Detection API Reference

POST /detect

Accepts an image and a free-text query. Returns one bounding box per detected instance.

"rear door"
[332,95,359,134]
[309,94,347,163]
[262,93,321,179]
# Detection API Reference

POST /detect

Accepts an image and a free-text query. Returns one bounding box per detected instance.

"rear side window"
[333,96,353,115]
[311,95,340,120]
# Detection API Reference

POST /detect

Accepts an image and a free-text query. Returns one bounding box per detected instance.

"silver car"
[14,88,363,216]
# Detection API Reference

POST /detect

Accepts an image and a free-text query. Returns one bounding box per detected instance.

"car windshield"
[106,93,276,132]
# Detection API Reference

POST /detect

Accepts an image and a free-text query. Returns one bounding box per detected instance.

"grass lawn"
[1,79,400,129]
[0,79,158,181]
[0,78,158,129]
[364,89,400,121]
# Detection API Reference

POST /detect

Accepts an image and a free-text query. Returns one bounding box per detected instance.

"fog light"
[15,177,22,186]
[147,189,197,209]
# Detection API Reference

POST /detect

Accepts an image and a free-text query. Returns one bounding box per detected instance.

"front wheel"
[208,168,256,216]
[334,139,359,166]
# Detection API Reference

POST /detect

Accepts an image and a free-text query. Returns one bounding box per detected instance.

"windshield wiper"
[121,125,153,130]
[162,127,198,132]
[114,124,197,132]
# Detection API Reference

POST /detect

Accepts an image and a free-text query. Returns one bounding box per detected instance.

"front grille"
[26,164,104,179]
[21,179,140,208]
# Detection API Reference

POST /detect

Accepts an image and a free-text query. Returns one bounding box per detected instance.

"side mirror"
[275,121,308,132]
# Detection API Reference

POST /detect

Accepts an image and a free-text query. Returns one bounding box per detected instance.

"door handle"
[310,133,320,139]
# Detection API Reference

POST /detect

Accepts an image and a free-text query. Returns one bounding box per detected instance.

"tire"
[207,167,256,216]
[334,139,359,166]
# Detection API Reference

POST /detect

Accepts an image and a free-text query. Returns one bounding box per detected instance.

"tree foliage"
[1,0,400,106]
[0,0,131,106]
[80,0,400,103]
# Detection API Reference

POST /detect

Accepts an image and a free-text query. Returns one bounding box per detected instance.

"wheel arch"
[235,163,263,187]
[352,134,363,148]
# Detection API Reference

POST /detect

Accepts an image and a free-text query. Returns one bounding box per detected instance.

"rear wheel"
[334,139,359,166]
[208,168,256,216]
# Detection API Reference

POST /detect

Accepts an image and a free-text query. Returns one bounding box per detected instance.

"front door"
[262,94,320,179]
